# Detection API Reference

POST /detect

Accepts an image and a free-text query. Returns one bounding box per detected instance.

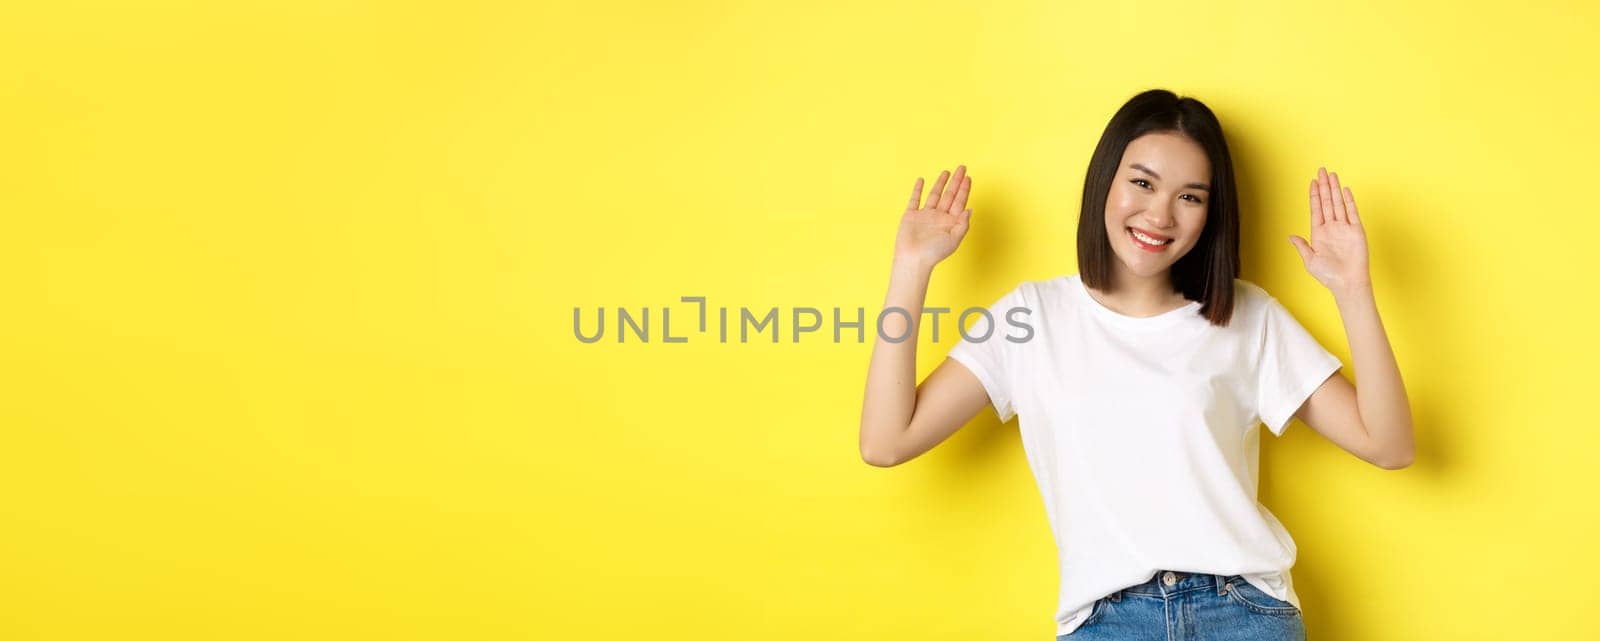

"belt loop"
[1215,574,1228,596]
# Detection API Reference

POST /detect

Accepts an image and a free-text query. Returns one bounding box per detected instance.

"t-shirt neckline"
[1067,274,1200,329]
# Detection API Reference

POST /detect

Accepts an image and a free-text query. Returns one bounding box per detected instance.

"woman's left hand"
[1289,167,1372,295]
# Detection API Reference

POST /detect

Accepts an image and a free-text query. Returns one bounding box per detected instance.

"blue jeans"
[1057,570,1306,640]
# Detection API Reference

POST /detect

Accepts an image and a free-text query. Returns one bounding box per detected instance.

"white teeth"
[1130,229,1172,245]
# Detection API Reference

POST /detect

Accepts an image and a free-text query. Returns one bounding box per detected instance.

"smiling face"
[1102,131,1213,282]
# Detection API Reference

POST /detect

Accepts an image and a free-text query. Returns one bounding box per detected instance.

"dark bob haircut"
[1076,88,1240,327]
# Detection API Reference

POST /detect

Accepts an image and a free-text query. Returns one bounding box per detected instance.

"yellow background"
[3,1,1596,639]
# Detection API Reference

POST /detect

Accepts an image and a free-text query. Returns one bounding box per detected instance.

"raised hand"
[1290,167,1372,295]
[894,165,973,270]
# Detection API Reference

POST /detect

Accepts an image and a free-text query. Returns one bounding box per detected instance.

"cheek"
[1103,188,1136,220]
[1181,211,1208,241]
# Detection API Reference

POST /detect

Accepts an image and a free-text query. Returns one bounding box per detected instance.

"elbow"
[1375,448,1415,470]
[859,428,903,468]
[860,444,901,468]
[861,451,900,468]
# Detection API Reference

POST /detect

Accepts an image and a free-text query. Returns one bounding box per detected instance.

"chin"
[1113,247,1184,277]
[1117,260,1173,278]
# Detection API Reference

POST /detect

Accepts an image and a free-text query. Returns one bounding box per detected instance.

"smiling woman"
[1077,91,1241,326]
[857,88,1415,640]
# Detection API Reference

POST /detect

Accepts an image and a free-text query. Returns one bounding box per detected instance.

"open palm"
[1290,167,1371,293]
[895,165,972,269]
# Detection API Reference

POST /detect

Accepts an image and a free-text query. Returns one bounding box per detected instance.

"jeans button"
[1162,571,1176,586]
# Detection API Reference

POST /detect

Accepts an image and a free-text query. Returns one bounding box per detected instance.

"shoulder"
[991,274,1073,306]
[1230,278,1280,316]
[1032,273,1081,302]
[1227,278,1293,330]
[1229,279,1322,337]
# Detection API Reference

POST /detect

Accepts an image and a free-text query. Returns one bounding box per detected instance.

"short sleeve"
[946,284,1029,423]
[1255,296,1343,436]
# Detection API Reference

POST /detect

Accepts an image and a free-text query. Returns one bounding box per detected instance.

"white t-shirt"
[946,274,1341,637]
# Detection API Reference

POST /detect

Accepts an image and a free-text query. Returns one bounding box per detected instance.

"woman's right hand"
[894,165,973,270]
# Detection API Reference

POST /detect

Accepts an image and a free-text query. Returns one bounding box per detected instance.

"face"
[1102,131,1212,281]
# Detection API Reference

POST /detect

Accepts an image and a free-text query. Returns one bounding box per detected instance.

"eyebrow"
[1129,163,1211,191]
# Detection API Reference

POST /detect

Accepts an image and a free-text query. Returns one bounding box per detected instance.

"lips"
[1127,227,1173,251]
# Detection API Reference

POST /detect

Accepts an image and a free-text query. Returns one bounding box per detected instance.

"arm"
[1288,167,1415,470]
[859,166,993,467]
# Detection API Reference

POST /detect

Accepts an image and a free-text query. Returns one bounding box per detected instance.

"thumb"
[1287,235,1314,265]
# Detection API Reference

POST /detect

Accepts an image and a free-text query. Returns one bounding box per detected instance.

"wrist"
[891,255,936,279]
[1331,278,1374,302]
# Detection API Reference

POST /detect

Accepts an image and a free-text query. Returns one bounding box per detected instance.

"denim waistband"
[1116,570,1233,599]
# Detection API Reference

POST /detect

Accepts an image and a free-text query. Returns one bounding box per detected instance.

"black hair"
[1076,88,1240,326]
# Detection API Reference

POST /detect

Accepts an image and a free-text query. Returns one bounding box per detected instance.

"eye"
[1181,194,1204,204]
[1130,179,1152,189]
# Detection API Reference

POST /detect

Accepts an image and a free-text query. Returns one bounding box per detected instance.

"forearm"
[1332,282,1415,463]
[859,258,933,462]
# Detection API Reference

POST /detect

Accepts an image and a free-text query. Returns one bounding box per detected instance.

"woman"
[857,89,1415,640]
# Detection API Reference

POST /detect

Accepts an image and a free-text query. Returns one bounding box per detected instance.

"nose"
[1145,199,1175,229]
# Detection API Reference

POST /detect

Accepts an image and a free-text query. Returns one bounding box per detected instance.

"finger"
[952,208,972,239]
[1329,171,1347,223]
[907,177,925,212]
[937,164,967,211]
[926,170,950,211]
[1288,235,1314,265]
[1318,167,1339,223]
[951,175,972,214]
[1309,179,1324,226]
[1342,186,1361,226]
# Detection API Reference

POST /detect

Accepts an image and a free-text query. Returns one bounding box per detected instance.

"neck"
[1090,265,1188,317]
